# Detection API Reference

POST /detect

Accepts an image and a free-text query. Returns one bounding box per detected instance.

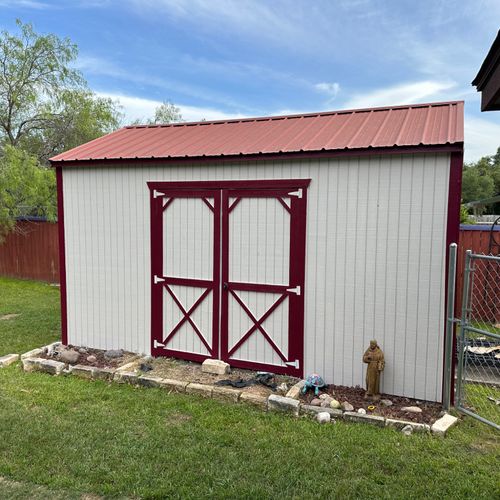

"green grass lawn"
[0,277,499,499]
[0,277,60,355]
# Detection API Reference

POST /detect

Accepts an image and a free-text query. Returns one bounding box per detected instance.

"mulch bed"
[301,384,442,424]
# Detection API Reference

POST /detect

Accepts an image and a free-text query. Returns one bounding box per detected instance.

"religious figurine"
[363,340,385,400]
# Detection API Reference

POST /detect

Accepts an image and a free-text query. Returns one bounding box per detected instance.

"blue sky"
[1,0,499,161]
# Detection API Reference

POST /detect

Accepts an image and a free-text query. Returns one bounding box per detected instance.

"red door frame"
[220,187,308,378]
[149,186,220,362]
[148,179,310,375]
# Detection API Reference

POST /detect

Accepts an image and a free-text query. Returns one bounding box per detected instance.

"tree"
[21,90,122,163]
[462,147,500,214]
[129,101,183,126]
[0,145,56,242]
[0,20,83,148]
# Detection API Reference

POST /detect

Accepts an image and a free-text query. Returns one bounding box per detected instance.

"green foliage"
[462,147,500,214]
[22,89,122,163]
[460,204,472,224]
[0,146,56,242]
[0,19,83,147]
[130,100,183,125]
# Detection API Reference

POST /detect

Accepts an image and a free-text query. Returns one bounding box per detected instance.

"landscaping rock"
[401,425,413,436]
[0,354,19,367]
[344,411,385,427]
[186,383,213,398]
[357,408,367,415]
[38,359,65,375]
[277,382,289,395]
[310,398,322,406]
[113,371,139,384]
[201,359,230,375]
[239,392,268,410]
[328,399,341,409]
[431,413,458,437]
[86,355,97,363]
[317,412,331,424]
[319,393,332,401]
[21,348,43,360]
[104,349,124,359]
[159,378,189,393]
[115,361,138,373]
[286,380,305,399]
[380,399,393,407]
[22,357,42,372]
[70,365,94,379]
[78,347,88,354]
[138,375,163,388]
[341,401,354,412]
[385,418,430,433]
[268,395,300,417]
[212,386,241,403]
[301,405,343,418]
[92,367,115,381]
[401,406,422,414]
[59,349,80,364]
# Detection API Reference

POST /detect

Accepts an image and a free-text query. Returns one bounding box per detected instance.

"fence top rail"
[470,253,500,262]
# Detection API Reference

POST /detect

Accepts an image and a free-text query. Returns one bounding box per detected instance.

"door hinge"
[286,285,301,295]
[154,339,166,349]
[288,188,303,198]
[285,359,300,369]
[153,189,165,199]
[154,275,165,284]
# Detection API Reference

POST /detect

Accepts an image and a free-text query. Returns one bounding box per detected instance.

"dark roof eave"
[472,30,500,89]
[49,143,463,168]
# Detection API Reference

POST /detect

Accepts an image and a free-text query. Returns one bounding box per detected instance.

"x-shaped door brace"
[162,285,213,354]
[227,290,288,362]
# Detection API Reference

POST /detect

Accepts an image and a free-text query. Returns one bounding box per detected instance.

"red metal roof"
[50,101,464,164]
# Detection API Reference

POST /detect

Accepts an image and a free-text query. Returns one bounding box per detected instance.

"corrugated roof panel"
[50,101,464,163]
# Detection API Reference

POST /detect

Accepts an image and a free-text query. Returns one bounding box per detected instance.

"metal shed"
[50,101,464,402]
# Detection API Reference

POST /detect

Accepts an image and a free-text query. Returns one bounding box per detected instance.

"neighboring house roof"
[472,30,500,111]
[50,101,464,165]
[465,194,500,208]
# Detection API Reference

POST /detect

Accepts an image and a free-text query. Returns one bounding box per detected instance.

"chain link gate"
[445,246,500,430]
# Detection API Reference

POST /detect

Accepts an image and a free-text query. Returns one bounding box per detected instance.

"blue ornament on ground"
[302,373,326,396]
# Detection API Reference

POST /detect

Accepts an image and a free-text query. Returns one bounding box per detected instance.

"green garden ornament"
[302,373,326,396]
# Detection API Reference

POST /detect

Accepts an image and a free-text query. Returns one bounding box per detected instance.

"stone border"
[18,345,457,436]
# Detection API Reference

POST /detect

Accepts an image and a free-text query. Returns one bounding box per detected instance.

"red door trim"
[150,188,220,361]
[148,179,311,190]
[56,167,68,345]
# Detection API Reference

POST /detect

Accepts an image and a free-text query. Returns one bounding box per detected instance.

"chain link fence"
[456,251,500,430]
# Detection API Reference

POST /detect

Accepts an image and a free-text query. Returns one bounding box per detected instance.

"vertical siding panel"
[62,154,450,401]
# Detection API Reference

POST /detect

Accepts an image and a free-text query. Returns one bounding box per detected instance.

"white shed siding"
[62,153,450,401]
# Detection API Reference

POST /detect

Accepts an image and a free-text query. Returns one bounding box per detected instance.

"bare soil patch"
[149,357,300,398]
[301,384,442,424]
[0,313,20,320]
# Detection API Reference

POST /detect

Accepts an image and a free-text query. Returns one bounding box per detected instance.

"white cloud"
[97,92,245,124]
[341,80,457,109]
[464,114,500,162]
[0,0,50,8]
[315,82,340,101]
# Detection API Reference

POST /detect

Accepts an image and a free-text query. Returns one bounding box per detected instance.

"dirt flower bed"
[301,384,442,424]
[148,357,300,398]
[39,345,139,369]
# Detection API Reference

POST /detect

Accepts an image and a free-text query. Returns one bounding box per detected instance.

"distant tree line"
[0,20,182,241]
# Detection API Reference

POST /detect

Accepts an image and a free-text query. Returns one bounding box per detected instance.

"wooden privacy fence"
[455,225,500,317]
[0,219,59,283]
[0,221,498,289]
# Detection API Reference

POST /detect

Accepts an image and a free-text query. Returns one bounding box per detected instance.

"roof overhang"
[472,30,500,111]
[49,143,463,168]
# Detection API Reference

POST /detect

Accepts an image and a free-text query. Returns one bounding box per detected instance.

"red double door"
[149,180,308,377]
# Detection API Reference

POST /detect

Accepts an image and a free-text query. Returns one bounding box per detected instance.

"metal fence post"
[455,250,472,409]
[443,243,457,410]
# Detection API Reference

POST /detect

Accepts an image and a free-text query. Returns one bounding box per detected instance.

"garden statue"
[363,340,385,400]
[302,373,326,396]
